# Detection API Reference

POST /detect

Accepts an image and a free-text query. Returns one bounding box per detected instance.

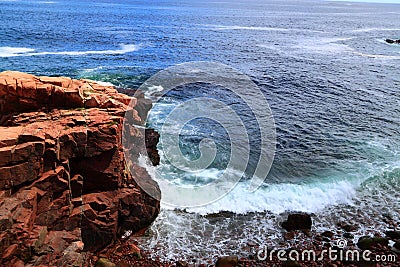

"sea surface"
[1,0,400,263]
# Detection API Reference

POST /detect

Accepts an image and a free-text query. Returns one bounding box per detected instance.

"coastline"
[0,71,398,267]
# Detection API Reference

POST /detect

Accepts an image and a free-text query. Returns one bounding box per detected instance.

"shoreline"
[0,71,398,267]
[97,211,399,266]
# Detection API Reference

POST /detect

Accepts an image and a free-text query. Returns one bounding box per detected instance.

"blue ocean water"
[1,0,400,262]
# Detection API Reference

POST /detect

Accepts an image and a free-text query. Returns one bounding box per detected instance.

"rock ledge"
[0,71,160,266]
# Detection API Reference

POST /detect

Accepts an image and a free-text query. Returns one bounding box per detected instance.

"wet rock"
[284,231,295,240]
[247,241,257,247]
[385,38,400,44]
[343,232,354,239]
[321,231,334,239]
[303,229,312,237]
[357,236,389,250]
[337,222,357,232]
[145,128,160,166]
[96,258,117,267]
[282,213,312,231]
[385,230,400,240]
[216,255,239,267]
[176,260,189,267]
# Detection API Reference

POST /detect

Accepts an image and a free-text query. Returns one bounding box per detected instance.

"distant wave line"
[0,44,139,57]
[201,24,323,33]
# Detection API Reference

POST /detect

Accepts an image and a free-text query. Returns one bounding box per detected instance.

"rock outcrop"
[0,71,160,266]
[385,38,400,44]
[281,213,312,232]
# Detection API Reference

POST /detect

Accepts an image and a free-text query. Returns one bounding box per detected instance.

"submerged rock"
[385,230,400,240]
[337,222,357,232]
[281,213,312,231]
[356,236,389,250]
[216,255,239,267]
[0,71,160,266]
[385,38,400,44]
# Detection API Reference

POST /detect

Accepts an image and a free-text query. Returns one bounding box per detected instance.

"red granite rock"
[0,71,160,266]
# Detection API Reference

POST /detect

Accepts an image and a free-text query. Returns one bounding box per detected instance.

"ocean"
[1,0,399,263]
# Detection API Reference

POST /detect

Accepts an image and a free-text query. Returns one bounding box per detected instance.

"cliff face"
[0,71,160,266]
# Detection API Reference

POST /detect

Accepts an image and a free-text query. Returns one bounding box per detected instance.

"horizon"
[327,0,400,4]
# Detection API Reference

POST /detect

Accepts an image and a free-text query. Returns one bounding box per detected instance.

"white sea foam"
[0,47,35,57]
[213,25,291,31]
[146,85,164,96]
[353,51,400,60]
[202,24,322,33]
[93,81,115,87]
[349,27,400,33]
[184,179,357,215]
[0,44,139,57]
[139,153,358,214]
[294,37,354,54]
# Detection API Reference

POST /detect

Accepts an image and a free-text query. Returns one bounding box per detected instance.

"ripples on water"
[1,0,399,262]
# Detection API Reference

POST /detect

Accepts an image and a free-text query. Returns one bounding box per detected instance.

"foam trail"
[0,47,35,57]
[183,179,357,215]
[139,154,359,215]
[353,51,400,60]
[0,44,139,57]
[350,28,400,33]
[202,24,322,33]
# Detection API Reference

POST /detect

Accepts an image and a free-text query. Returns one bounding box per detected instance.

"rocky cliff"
[0,71,160,266]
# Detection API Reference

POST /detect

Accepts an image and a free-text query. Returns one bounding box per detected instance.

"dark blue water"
[1,0,400,262]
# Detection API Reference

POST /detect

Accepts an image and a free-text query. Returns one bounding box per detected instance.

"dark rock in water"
[321,231,334,239]
[145,128,160,166]
[385,38,400,44]
[357,236,389,250]
[247,241,257,247]
[176,260,189,267]
[216,256,238,267]
[281,213,312,231]
[284,231,295,240]
[337,222,357,232]
[385,230,400,240]
[206,211,236,218]
[303,229,312,237]
[343,232,354,239]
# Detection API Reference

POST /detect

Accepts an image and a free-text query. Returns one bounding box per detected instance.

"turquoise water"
[1,0,399,261]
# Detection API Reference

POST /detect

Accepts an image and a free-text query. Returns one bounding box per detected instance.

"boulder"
[357,236,389,250]
[385,39,400,44]
[145,128,160,166]
[321,231,334,239]
[281,213,312,231]
[337,222,357,232]
[385,230,400,240]
[216,256,238,267]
